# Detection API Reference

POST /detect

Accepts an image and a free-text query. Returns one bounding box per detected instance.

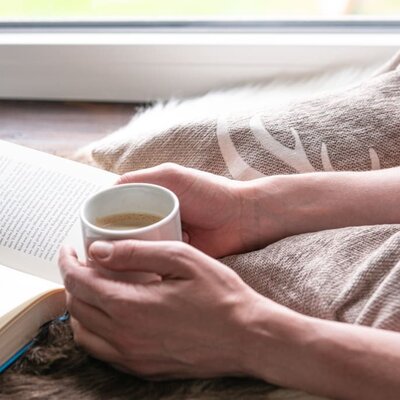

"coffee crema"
[95,212,163,230]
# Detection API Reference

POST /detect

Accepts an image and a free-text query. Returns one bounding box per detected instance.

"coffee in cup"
[95,212,163,230]
[80,183,182,282]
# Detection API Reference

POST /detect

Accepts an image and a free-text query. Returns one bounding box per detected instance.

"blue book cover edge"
[0,312,69,374]
[0,341,34,373]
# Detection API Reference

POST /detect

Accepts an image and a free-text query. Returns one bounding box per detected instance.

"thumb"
[116,164,184,191]
[89,240,195,279]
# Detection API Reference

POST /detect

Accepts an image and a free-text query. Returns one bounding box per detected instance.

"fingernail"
[182,231,190,244]
[90,241,114,260]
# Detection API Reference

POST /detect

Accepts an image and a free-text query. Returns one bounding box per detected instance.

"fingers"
[116,163,186,191]
[70,317,121,364]
[59,245,133,311]
[118,163,233,188]
[89,240,196,278]
[66,292,113,339]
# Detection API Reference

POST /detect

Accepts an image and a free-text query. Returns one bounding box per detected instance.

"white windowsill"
[0,32,399,45]
[0,32,398,102]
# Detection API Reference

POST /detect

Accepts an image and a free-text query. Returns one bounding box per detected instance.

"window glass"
[0,0,399,19]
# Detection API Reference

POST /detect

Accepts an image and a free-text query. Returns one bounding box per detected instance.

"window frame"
[2,19,400,33]
[0,20,399,102]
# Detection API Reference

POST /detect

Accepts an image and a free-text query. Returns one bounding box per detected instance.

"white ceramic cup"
[80,183,182,281]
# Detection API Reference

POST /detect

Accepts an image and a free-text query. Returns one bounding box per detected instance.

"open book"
[0,140,117,372]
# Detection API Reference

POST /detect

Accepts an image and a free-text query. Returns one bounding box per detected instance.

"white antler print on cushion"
[250,115,316,173]
[250,114,382,173]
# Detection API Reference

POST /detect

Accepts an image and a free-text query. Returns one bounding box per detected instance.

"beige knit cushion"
[90,53,400,331]
[91,57,400,179]
[223,225,400,329]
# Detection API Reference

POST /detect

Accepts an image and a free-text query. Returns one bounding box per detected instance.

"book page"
[0,264,62,327]
[0,263,66,368]
[0,141,117,283]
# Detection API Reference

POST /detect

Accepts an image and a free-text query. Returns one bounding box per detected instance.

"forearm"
[242,167,400,242]
[243,301,400,399]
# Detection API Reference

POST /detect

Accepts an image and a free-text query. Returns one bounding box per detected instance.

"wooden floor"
[0,101,141,155]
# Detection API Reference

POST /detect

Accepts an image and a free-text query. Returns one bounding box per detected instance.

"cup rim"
[80,183,180,237]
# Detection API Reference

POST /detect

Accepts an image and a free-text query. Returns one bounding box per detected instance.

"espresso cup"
[80,183,182,281]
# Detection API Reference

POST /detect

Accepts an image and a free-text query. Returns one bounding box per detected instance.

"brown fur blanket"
[0,319,279,400]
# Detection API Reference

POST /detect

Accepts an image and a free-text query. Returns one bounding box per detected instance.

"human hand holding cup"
[80,183,182,282]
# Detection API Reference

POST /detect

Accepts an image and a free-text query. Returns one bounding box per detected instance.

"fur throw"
[0,319,294,400]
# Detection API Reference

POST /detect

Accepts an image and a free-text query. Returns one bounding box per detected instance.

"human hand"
[117,163,284,257]
[59,240,267,380]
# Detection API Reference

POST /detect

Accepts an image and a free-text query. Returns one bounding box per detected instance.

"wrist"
[238,172,351,245]
[236,176,298,248]
[238,294,312,385]
[241,297,400,400]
